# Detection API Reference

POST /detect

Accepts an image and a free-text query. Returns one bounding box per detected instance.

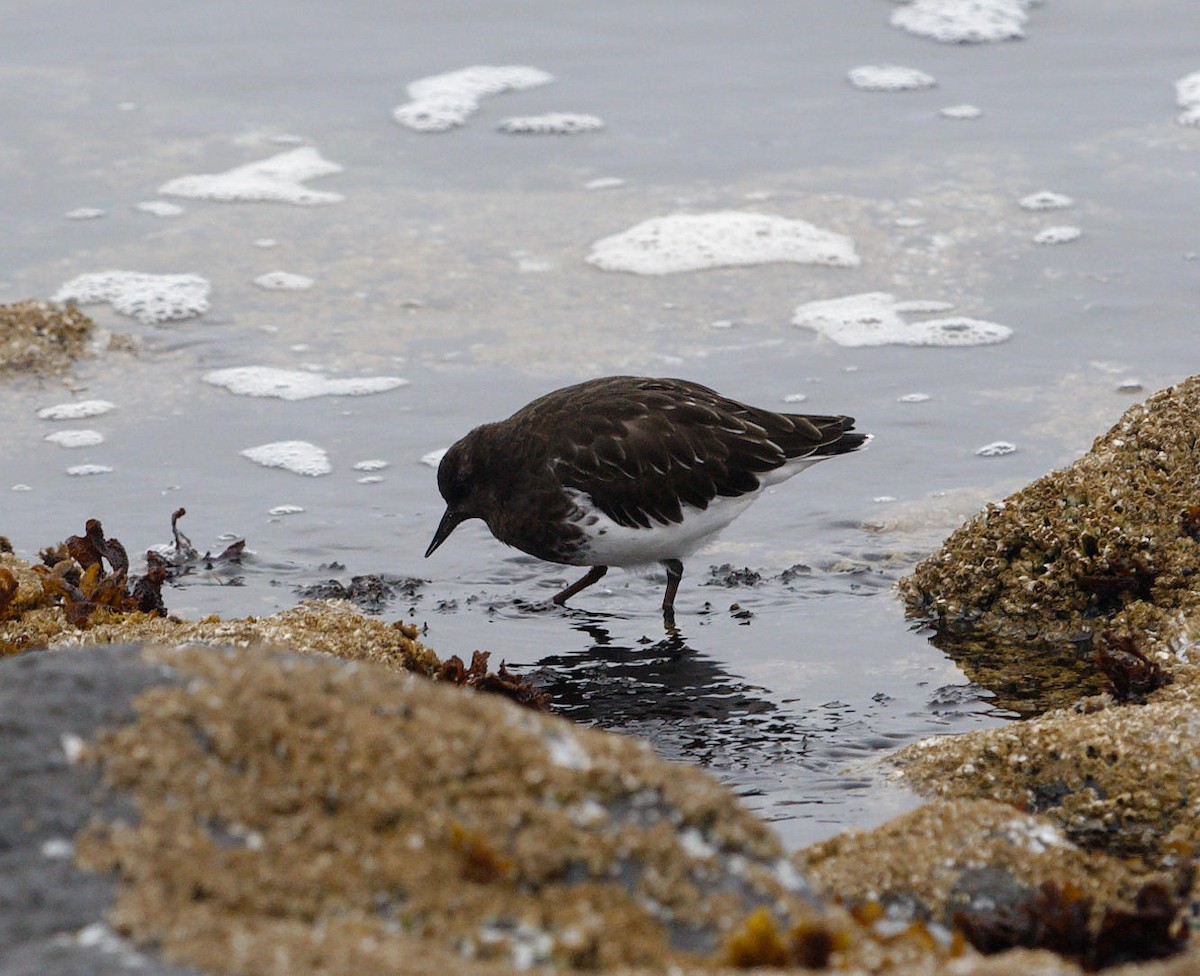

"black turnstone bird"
[425,376,868,620]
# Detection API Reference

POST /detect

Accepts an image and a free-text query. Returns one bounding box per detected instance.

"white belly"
[563,456,824,568]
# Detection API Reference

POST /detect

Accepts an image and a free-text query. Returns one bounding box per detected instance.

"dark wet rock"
[704,564,763,587]
[777,562,813,583]
[0,644,200,976]
[295,573,424,612]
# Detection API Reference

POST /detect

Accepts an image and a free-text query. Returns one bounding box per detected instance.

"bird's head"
[425,436,480,558]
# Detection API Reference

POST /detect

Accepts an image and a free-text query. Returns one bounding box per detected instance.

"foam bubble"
[1033,225,1082,245]
[11,484,32,492]
[976,440,1016,457]
[894,299,955,313]
[940,103,982,119]
[421,448,448,468]
[135,201,184,217]
[253,238,279,248]
[588,211,860,275]
[268,504,305,515]
[394,65,554,132]
[496,112,604,135]
[45,429,104,448]
[898,392,931,402]
[585,177,625,190]
[241,441,331,477]
[353,459,389,471]
[782,393,808,403]
[53,271,210,324]
[1175,71,1200,126]
[66,464,113,476]
[793,292,1012,347]
[65,207,106,220]
[204,366,408,400]
[37,399,115,420]
[158,147,344,205]
[847,65,936,92]
[890,0,1031,44]
[1019,190,1073,211]
[253,271,314,290]
[357,475,384,484]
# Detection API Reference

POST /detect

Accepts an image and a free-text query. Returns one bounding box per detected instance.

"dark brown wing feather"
[510,376,866,530]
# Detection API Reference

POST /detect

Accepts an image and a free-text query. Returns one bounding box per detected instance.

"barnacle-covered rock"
[0,299,96,377]
[901,375,1200,656]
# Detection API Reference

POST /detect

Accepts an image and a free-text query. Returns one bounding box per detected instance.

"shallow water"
[3,0,1199,847]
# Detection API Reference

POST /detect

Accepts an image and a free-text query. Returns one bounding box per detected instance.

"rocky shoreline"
[5,375,1200,974]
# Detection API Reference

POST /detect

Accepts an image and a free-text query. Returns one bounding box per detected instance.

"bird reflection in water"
[520,611,814,772]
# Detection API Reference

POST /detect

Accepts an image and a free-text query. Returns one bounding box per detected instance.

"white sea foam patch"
[52,271,210,324]
[497,112,604,135]
[66,464,112,477]
[1175,71,1200,126]
[158,147,344,205]
[45,429,104,448]
[253,271,314,290]
[588,212,859,275]
[793,292,1012,347]
[65,207,105,220]
[1033,225,1082,245]
[204,366,408,401]
[421,448,448,468]
[37,399,115,420]
[393,65,554,132]
[241,441,331,477]
[585,177,625,190]
[135,200,184,217]
[847,65,936,92]
[890,0,1033,44]
[1019,190,1073,211]
[940,103,982,119]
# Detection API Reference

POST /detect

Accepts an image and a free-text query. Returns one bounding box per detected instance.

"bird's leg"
[661,559,684,626]
[552,565,608,606]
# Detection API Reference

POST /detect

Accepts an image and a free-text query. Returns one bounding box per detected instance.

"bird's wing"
[534,378,855,529]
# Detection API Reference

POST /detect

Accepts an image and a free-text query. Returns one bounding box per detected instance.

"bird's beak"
[425,508,467,558]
